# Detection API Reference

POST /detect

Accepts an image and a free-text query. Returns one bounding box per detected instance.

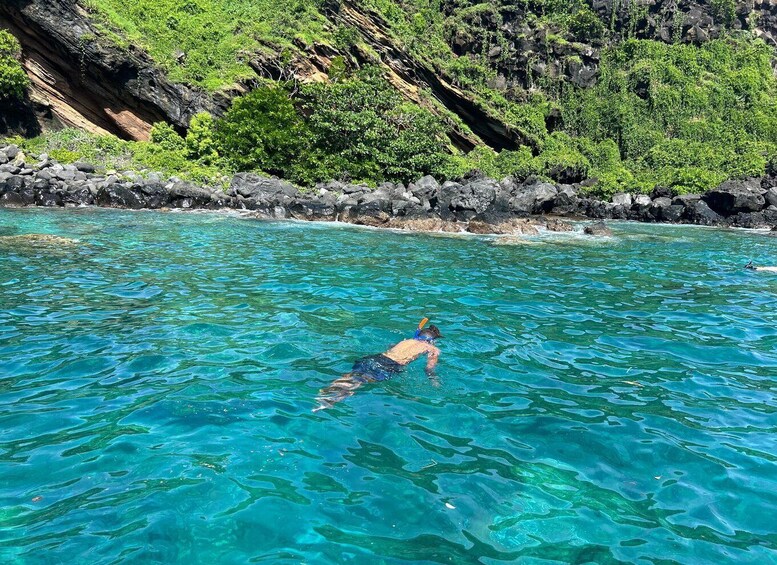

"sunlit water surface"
[0,208,776,564]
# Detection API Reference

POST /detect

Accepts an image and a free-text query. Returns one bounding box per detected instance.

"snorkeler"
[313,318,442,411]
[745,260,777,272]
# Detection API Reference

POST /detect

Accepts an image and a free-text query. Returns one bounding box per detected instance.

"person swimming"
[745,260,777,272]
[313,319,443,411]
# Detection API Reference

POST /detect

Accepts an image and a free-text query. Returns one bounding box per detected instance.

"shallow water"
[0,208,776,564]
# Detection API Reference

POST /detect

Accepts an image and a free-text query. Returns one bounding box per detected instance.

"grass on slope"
[81,0,332,91]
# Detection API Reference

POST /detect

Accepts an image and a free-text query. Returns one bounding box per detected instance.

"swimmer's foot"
[312,397,334,412]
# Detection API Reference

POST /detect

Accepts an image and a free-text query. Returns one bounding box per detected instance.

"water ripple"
[1,209,776,563]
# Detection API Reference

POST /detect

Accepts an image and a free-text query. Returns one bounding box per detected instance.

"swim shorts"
[351,354,403,382]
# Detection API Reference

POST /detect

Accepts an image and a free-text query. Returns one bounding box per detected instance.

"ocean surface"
[0,208,775,564]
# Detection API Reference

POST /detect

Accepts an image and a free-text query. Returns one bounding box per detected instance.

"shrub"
[563,37,777,193]
[494,147,541,180]
[534,132,590,183]
[150,121,186,152]
[186,112,219,164]
[568,9,605,42]
[217,86,307,176]
[296,69,448,184]
[0,30,29,100]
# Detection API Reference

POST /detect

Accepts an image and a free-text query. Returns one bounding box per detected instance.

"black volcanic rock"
[703,180,765,216]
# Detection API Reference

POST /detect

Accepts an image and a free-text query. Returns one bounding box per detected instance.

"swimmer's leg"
[313,373,370,411]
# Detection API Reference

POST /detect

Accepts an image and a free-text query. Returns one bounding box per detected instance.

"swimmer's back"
[384,339,436,365]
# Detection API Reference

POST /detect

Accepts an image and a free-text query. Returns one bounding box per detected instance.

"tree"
[0,30,29,100]
[216,87,307,176]
[186,112,219,164]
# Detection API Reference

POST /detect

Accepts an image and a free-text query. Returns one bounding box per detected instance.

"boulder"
[73,161,96,173]
[650,186,673,199]
[445,178,497,217]
[648,197,673,221]
[290,198,337,221]
[0,191,26,207]
[342,183,366,195]
[96,184,144,209]
[391,200,426,219]
[63,185,95,206]
[703,179,765,216]
[611,192,632,207]
[508,181,558,215]
[672,194,701,208]
[633,194,651,206]
[54,168,77,182]
[230,173,298,202]
[134,181,170,208]
[764,187,777,208]
[3,145,19,160]
[545,218,574,231]
[583,221,613,236]
[583,198,608,219]
[356,190,392,215]
[408,175,440,202]
[550,184,577,212]
[661,205,685,223]
[609,204,629,219]
[684,200,722,225]
[168,181,213,208]
[437,181,463,219]
[731,212,768,229]
[763,207,777,227]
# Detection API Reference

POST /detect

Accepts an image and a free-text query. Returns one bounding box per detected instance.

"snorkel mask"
[413,318,441,343]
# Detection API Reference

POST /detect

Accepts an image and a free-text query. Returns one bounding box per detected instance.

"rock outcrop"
[0,0,226,140]
[2,143,777,233]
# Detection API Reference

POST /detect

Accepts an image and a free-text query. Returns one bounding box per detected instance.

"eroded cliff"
[1,0,776,147]
[0,0,227,140]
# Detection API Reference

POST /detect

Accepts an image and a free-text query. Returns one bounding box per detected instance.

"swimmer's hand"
[427,371,441,388]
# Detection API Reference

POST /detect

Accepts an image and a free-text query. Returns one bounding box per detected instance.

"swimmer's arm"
[425,346,440,382]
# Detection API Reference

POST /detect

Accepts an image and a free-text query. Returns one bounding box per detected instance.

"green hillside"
[12,1,777,194]
[82,0,331,91]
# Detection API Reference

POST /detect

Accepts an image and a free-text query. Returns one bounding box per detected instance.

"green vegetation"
[217,87,307,177]
[6,2,776,197]
[9,35,777,197]
[215,70,448,185]
[563,38,777,196]
[8,71,449,187]
[291,69,448,184]
[0,30,30,100]
[13,128,228,186]
[81,0,331,90]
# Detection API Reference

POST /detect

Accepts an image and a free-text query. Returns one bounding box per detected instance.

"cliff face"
[1,0,776,145]
[0,0,227,140]
[443,0,777,94]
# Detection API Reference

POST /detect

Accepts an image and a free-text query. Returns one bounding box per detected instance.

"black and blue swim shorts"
[351,354,403,382]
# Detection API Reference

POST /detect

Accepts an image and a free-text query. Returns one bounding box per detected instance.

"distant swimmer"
[313,319,442,412]
[745,260,777,272]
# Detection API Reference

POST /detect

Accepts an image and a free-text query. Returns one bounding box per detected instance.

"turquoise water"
[0,208,776,564]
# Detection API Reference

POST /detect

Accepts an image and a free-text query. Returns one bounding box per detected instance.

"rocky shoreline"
[2,144,777,234]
